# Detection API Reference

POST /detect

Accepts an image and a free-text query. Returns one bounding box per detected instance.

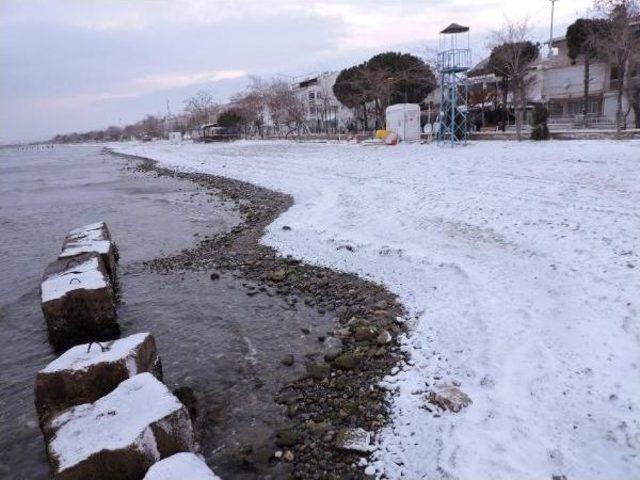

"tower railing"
[437,49,472,73]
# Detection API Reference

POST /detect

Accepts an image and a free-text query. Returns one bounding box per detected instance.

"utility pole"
[548,0,559,58]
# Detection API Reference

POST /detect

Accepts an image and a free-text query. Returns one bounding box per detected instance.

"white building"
[291,72,354,133]
[535,36,630,125]
[467,36,637,128]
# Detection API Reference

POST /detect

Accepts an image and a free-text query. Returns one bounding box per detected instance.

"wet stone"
[173,386,198,423]
[40,252,118,353]
[58,222,118,284]
[35,332,159,431]
[281,354,295,367]
[334,428,372,453]
[376,330,392,345]
[268,270,287,282]
[306,362,330,380]
[46,373,195,480]
[323,337,344,362]
[276,429,299,447]
[354,326,377,342]
[333,352,361,370]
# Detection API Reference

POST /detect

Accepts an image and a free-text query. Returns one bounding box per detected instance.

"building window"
[548,102,563,117]
[309,92,315,100]
[568,99,601,116]
[610,66,622,90]
[568,101,584,116]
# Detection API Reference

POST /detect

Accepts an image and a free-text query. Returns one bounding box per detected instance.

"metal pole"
[451,74,456,148]
[548,0,558,58]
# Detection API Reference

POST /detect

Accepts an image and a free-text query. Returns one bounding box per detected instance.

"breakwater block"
[40,252,118,353]
[59,222,118,283]
[46,373,195,480]
[143,452,221,480]
[35,333,161,430]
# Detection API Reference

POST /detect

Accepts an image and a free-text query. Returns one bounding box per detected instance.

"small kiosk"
[385,104,421,142]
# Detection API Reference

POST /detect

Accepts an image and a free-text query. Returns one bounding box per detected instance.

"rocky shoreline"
[108,148,408,479]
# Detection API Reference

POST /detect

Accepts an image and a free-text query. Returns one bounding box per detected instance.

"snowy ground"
[114,140,640,480]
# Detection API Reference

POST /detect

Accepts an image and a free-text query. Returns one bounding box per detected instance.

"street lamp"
[548,0,559,58]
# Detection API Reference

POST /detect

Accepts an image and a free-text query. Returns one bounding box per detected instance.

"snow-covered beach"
[114,140,640,480]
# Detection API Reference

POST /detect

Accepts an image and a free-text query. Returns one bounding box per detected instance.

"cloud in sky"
[0,0,593,143]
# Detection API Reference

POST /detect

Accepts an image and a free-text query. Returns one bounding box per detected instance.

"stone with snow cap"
[47,373,195,480]
[41,252,118,353]
[143,452,221,480]
[427,384,472,413]
[335,428,372,453]
[35,332,161,431]
[59,222,118,283]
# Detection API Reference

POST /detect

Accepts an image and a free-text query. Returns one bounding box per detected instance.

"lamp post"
[548,0,559,58]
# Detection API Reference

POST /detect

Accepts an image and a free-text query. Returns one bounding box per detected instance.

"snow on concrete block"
[335,428,372,453]
[35,333,160,430]
[143,453,221,480]
[59,222,118,282]
[427,384,472,413]
[41,252,118,353]
[47,373,195,480]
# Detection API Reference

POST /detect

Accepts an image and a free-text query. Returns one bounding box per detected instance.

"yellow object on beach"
[375,129,392,140]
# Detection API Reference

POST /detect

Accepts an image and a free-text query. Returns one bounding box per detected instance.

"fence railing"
[437,49,472,72]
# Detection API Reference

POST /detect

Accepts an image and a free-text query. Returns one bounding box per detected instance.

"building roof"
[544,35,566,46]
[467,57,493,78]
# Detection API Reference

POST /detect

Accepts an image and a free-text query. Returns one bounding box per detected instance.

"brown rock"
[354,326,377,342]
[35,333,160,432]
[276,429,299,447]
[268,270,287,282]
[427,384,472,413]
[376,330,392,345]
[306,362,330,380]
[41,252,118,353]
[59,222,118,283]
[333,352,361,370]
[46,373,195,480]
[334,427,371,453]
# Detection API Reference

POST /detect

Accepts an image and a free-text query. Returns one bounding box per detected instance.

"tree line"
[52,0,639,143]
[51,51,437,143]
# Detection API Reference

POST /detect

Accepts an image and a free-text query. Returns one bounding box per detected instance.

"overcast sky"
[0,0,593,143]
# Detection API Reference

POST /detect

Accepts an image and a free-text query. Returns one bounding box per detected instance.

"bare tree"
[229,77,271,137]
[183,90,219,128]
[469,87,497,127]
[489,18,540,141]
[263,79,306,136]
[594,0,640,134]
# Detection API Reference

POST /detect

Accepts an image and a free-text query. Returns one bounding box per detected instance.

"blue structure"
[437,23,471,147]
